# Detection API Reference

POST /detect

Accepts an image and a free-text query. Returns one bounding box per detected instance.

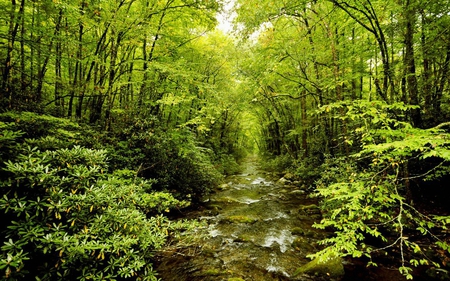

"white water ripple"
[266,255,290,277]
[261,229,294,253]
[251,177,272,185]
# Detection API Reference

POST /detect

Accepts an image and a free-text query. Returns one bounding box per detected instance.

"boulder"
[290,189,306,195]
[219,183,230,190]
[292,237,314,252]
[299,204,321,215]
[277,177,290,185]
[284,172,296,180]
[222,215,258,224]
[293,252,344,279]
[291,227,304,235]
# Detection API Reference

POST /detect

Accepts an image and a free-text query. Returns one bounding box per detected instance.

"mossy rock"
[228,278,245,281]
[299,204,320,214]
[219,183,230,190]
[213,197,240,204]
[293,253,344,279]
[290,189,306,195]
[299,184,308,190]
[291,227,304,235]
[310,214,322,220]
[283,172,296,180]
[303,229,317,238]
[200,268,227,276]
[222,215,258,224]
[292,237,314,251]
[297,214,311,220]
[299,204,318,210]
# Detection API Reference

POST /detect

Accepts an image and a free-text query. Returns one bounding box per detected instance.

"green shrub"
[0,111,222,201]
[0,111,80,140]
[292,158,321,184]
[214,153,243,176]
[0,127,24,164]
[312,101,450,279]
[260,153,294,173]
[0,146,187,281]
[107,118,222,201]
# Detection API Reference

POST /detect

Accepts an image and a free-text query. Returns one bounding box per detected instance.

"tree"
[232,0,450,277]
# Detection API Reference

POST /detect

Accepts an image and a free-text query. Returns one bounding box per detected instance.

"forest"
[0,0,450,280]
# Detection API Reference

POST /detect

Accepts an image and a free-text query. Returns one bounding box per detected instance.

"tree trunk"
[330,0,394,102]
[104,31,123,130]
[54,9,63,116]
[2,0,24,106]
[403,0,422,127]
[304,14,332,155]
[19,0,25,94]
[433,41,450,119]
[300,89,308,158]
[420,10,432,118]
[74,14,84,119]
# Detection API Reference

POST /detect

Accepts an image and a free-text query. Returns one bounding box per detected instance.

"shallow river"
[155,157,438,281]
[155,157,326,280]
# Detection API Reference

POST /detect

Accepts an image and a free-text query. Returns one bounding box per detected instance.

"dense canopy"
[1,0,450,280]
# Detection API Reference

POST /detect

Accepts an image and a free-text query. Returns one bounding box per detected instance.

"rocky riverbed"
[154,157,341,280]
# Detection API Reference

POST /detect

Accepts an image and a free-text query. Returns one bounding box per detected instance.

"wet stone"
[292,237,315,253]
[293,253,344,280]
[221,215,258,224]
[291,227,304,235]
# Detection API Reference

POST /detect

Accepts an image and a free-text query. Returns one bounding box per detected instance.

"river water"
[155,157,440,281]
[155,157,327,280]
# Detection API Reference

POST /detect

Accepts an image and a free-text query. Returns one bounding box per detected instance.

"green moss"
[304,230,317,238]
[213,197,241,203]
[202,269,226,276]
[293,253,344,278]
[291,237,315,254]
[291,227,304,235]
[228,278,245,281]
[222,215,258,224]
[300,204,319,210]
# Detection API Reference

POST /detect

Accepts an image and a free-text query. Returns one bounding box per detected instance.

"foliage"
[0,145,189,281]
[213,153,243,176]
[0,112,84,181]
[0,112,80,139]
[0,126,23,166]
[0,112,100,155]
[1,111,224,201]
[292,158,322,185]
[312,101,450,279]
[1,0,450,278]
[259,153,295,173]
[0,112,213,280]
[106,117,223,200]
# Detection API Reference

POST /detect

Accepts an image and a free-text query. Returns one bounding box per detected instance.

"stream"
[155,156,328,281]
[155,157,442,281]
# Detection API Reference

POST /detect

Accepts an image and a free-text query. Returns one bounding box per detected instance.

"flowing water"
[155,157,440,281]
[155,156,327,281]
